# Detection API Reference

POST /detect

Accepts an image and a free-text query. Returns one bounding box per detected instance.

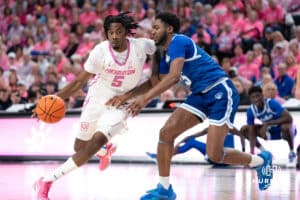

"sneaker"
[286,151,296,168]
[33,177,52,200]
[256,151,273,191]
[140,183,176,200]
[288,151,296,163]
[96,143,117,171]
[145,152,157,163]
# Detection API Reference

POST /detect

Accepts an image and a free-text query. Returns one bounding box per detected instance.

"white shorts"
[77,95,128,141]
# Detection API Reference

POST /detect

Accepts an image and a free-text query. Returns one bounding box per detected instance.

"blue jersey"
[159,34,227,94]
[246,98,284,125]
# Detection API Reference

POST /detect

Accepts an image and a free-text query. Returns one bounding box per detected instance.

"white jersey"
[84,37,156,98]
[77,37,156,141]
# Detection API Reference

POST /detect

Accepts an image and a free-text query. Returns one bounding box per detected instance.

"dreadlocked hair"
[103,12,139,37]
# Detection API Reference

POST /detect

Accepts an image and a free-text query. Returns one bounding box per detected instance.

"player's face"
[250,92,264,108]
[151,19,168,46]
[107,23,127,50]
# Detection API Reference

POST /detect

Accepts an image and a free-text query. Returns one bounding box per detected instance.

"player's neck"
[112,39,128,53]
[163,34,175,50]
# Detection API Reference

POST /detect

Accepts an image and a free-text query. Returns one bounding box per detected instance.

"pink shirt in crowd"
[231,54,246,68]
[241,19,263,39]
[79,11,97,27]
[262,5,284,25]
[287,64,299,80]
[238,63,260,81]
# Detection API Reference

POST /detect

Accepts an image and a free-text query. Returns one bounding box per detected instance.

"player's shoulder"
[93,40,109,51]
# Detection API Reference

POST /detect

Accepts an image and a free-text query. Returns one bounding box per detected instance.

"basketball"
[35,95,66,123]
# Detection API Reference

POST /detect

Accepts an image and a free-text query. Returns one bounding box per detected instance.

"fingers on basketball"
[35,95,66,123]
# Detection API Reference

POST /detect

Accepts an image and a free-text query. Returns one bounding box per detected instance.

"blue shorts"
[180,79,239,128]
[267,125,297,140]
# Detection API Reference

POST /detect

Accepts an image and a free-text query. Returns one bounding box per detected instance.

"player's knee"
[206,149,224,163]
[87,132,108,154]
[159,125,176,143]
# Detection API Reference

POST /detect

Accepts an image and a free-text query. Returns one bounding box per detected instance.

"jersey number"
[112,75,125,87]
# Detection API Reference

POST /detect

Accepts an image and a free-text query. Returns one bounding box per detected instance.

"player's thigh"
[96,108,127,140]
[206,124,229,156]
[160,107,201,140]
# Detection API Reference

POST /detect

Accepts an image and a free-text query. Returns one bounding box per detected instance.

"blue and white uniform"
[246,98,296,139]
[159,34,239,128]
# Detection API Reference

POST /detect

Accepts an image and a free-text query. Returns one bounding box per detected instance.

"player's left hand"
[126,96,147,117]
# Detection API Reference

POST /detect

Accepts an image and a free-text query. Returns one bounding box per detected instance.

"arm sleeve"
[246,108,255,125]
[84,44,104,74]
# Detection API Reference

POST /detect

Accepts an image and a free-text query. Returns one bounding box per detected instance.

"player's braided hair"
[103,12,138,37]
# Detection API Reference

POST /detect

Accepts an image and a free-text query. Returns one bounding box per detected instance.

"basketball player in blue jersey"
[240,86,296,164]
[106,12,273,198]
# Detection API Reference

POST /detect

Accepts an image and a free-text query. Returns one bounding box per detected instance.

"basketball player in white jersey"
[33,12,156,199]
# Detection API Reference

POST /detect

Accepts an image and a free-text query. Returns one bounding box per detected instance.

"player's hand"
[126,96,147,117]
[106,95,128,108]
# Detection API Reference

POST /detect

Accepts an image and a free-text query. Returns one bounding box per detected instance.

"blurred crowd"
[1,0,300,111]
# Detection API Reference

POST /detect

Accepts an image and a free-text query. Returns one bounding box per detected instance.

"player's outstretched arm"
[230,127,246,152]
[56,70,92,100]
[126,58,184,116]
[264,110,293,126]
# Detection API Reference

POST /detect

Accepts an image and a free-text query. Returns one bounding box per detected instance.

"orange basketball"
[35,95,66,123]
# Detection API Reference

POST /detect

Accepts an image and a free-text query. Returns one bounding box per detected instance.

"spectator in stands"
[253,43,263,66]
[289,41,300,64]
[287,1,300,25]
[262,0,285,31]
[230,44,246,68]
[216,22,237,60]
[240,9,263,51]
[260,51,278,78]
[275,62,295,99]
[271,42,287,66]
[232,78,251,105]
[190,2,204,25]
[221,57,232,75]
[290,26,300,44]
[79,2,97,30]
[238,50,260,83]
[63,33,79,59]
[45,81,58,95]
[0,44,9,71]
[285,52,299,79]
[259,27,274,53]
[262,81,286,104]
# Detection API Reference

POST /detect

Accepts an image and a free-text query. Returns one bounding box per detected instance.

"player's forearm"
[56,80,85,100]
[248,126,256,154]
[265,114,292,125]
[144,74,179,102]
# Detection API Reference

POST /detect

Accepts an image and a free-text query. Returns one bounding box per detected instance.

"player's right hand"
[106,95,127,108]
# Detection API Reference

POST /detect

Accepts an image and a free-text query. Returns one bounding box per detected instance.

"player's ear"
[166,25,174,34]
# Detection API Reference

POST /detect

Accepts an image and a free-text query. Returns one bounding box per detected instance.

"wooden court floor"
[0,162,299,200]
